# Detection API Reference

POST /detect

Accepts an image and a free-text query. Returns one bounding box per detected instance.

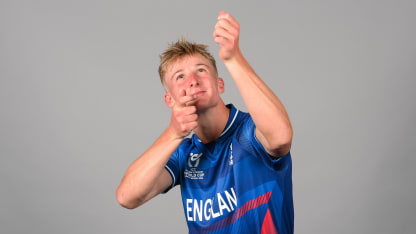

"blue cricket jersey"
[164,104,294,234]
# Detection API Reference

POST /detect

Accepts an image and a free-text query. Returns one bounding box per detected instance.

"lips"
[191,91,205,96]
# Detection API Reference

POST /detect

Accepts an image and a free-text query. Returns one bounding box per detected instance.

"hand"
[213,11,241,61]
[169,89,199,139]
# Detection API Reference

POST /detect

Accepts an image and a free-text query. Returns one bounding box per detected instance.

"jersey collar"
[192,104,239,145]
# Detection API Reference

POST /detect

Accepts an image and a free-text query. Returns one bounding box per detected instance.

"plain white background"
[1,0,415,233]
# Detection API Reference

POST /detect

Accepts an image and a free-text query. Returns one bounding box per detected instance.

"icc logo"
[188,152,203,168]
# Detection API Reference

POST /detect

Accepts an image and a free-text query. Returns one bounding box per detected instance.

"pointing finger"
[176,92,198,107]
[175,89,190,107]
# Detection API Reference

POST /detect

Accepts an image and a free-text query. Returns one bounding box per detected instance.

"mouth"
[191,91,205,97]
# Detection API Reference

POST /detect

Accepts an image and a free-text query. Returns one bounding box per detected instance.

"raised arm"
[213,11,292,157]
[116,90,198,209]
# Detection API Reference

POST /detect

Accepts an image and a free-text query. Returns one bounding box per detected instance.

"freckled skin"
[163,54,225,114]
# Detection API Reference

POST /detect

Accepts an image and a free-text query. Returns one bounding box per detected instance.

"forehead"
[165,54,212,76]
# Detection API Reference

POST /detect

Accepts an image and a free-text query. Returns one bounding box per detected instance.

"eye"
[198,68,206,72]
[176,74,184,80]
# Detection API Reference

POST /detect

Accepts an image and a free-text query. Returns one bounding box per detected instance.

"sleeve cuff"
[162,165,176,194]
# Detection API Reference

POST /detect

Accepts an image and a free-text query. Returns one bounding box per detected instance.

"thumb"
[174,89,187,108]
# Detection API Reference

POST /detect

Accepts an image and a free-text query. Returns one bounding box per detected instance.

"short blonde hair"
[158,38,218,85]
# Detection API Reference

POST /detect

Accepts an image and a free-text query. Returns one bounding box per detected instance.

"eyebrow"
[196,63,209,68]
[170,63,210,80]
[171,69,183,80]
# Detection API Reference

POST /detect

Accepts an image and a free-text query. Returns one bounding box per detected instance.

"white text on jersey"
[186,187,238,222]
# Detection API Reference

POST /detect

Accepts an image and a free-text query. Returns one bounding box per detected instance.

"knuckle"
[185,106,194,113]
[188,115,194,121]
[174,111,181,119]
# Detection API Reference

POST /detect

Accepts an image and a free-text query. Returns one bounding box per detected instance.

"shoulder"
[175,137,193,154]
[175,137,203,162]
[233,111,255,134]
[179,137,193,147]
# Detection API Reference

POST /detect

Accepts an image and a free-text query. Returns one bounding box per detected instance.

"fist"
[213,11,241,61]
[169,89,199,139]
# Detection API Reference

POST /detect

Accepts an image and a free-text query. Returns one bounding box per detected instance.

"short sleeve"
[237,116,291,171]
[162,149,181,194]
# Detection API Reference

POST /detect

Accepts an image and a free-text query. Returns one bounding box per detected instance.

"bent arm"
[117,85,199,209]
[224,53,292,156]
[214,11,292,157]
[116,126,181,209]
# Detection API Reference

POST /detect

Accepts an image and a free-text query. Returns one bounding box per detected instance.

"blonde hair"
[158,38,218,85]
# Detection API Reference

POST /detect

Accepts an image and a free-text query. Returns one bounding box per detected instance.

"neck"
[193,100,230,144]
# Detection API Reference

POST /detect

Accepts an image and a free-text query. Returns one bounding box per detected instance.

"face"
[163,54,224,111]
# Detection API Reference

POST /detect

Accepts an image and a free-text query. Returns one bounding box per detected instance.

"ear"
[164,92,175,108]
[217,77,225,94]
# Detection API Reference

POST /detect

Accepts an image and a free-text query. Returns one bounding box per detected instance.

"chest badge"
[185,152,205,180]
[188,152,202,168]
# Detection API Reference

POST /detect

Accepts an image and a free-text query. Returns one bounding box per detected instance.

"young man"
[117,11,294,234]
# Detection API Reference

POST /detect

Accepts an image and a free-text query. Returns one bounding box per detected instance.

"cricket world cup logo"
[188,152,202,168]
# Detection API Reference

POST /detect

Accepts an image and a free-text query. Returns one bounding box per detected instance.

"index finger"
[181,94,198,107]
[176,89,197,107]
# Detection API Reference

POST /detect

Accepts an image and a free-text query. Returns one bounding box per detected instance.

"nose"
[188,72,199,87]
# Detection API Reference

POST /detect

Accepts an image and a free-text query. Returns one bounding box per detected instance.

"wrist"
[165,124,186,142]
[222,49,244,67]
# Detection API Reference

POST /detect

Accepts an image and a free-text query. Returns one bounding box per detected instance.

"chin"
[195,99,220,113]
[195,102,208,112]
